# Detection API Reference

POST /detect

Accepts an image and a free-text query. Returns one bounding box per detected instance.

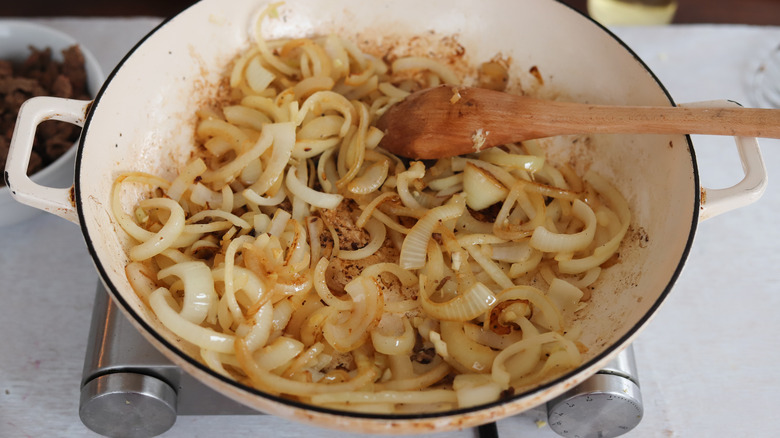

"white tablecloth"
[1,17,779,438]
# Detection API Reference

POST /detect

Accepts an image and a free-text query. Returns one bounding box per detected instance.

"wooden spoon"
[376,85,780,159]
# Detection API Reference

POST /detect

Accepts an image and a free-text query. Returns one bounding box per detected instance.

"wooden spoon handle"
[514,98,780,139]
[376,86,780,160]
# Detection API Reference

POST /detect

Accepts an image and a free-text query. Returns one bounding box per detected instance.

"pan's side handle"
[4,96,91,224]
[681,100,768,222]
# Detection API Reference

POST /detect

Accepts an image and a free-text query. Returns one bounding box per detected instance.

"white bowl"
[0,20,104,227]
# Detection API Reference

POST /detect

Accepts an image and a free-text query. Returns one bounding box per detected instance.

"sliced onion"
[187,209,251,229]
[489,241,534,263]
[355,192,399,228]
[243,185,286,207]
[376,357,451,391]
[496,286,563,333]
[478,148,545,173]
[558,171,631,274]
[201,121,275,186]
[167,159,207,202]
[547,278,584,317]
[399,198,465,270]
[337,218,386,261]
[189,182,222,207]
[464,245,514,290]
[286,165,343,209]
[322,276,383,353]
[157,261,216,325]
[313,258,351,311]
[463,162,508,211]
[348,160,390,195]
[240,95,287,123]
[491,331,560,387]
[452,374,503,408]
[420,276,496,322]
[530,199,596,253]
[130,198,186,261]
[296,91,353,136]
[236,340,378,396]
[253,336,304,371]
[440,321,498,373]
[370,314,415,355]
[245,55,276,93]
[311,389,457,406]
[247,122,296,195]
[362,262,418,287]
[395,161,426,210]
[149,287,235,354]
[391,57,459,85]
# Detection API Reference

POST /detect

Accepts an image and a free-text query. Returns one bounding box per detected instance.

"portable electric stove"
[79,283,644,438]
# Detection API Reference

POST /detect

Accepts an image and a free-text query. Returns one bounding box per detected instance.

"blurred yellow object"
[588,0,678,25]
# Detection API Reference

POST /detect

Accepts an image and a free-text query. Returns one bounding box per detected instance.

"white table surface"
[1,17,779,438]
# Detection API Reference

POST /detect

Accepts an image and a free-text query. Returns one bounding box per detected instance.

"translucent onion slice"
[187,209,251,229]
[313,258,351,311]
[253,336,304,371]
[465,245,514,290]
[362,262,418,287]
[440,321,498,373]
[491,331,560,388]
[247,122,296,195]
[376,357,451,391]
[239,302,274,351]
[149,287,236,354]
[489,241,534,263]
[337,218,386,260]
[463,162,508,211]
[189,182,222,207]
[496,286,564,333]
[396,161,426,210]
[236,341,378,396]
[322,276,383,352]
[558,171,631,274]
[167,159,207,202]
[296,91,353,137]
[399,198,465,270]
[245,55,276,93]
[130,198,186,262]
[420,276,496,322]
[310,389,457,405]
[370,314,415,355]
[347,160,390,195]
[453,374,503,408]
[530,199,596,253]
[200,121,275,186]
[243,185,286,207]
[391,57,459,85]
[285,165,343,209]
[157,261,216,325]
[478,148,545,173]
[355,192,398,228]
[547,278,584,317]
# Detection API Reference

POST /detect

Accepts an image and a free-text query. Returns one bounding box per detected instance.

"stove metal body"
[80,284,643,438]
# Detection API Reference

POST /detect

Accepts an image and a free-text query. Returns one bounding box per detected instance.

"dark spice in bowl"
[0,45,88,183]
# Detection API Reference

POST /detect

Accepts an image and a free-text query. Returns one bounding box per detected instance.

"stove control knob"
[546,347,643,438]
[80,372,177,438]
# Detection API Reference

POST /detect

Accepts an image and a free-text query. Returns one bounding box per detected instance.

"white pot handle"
[5,96,91,224]
[680,100,768,222]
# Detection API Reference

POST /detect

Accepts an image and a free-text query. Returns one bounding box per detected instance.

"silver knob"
[79,372,178,438]
[546,346,643,438]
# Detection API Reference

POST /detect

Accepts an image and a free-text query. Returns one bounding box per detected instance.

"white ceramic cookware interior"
[22,0,756,433]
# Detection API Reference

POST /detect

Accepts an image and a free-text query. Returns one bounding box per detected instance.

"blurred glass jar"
[587,0,678,25]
